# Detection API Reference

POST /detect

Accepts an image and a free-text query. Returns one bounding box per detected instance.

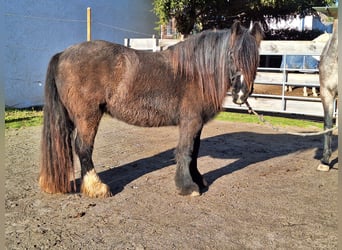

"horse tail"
[39,52,75,194]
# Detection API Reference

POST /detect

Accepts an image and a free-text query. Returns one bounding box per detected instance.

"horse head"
[229,21,263,105]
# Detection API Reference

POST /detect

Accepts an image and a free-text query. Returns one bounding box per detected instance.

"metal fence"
[223,40,337,118]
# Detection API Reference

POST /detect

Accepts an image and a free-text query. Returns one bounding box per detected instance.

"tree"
[152,0,336,35]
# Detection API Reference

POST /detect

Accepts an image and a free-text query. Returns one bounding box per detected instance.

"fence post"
[281,54,287,111]
[87,7,92,41]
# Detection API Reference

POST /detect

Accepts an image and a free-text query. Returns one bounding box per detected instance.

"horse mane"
[168,26,260,110]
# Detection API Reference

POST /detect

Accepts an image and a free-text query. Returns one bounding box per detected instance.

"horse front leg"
[175,119,204,196]
[189,128,208,190]
[75,117,112,198]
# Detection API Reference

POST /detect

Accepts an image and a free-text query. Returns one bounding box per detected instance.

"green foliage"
[264,29,324,40]
[153,0,207,34]
[5,108,43,129]
[152,0,336,35]
[4,108,322,130]
[215,112,323,129]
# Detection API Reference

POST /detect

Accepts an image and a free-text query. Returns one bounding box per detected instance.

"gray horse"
[317,22,338,171]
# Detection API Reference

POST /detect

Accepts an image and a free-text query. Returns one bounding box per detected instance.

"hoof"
[193,177,208,190]
[81,169,112,198]
[190,190,201,197]
[317,163,330,172]
[177,183,200,196]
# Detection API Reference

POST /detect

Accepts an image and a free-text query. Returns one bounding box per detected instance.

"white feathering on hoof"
[81,169,112,198]
[317,163,330,172]
[191,191,201,197]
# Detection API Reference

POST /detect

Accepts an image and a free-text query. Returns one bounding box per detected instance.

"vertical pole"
[333,19,337,32]
[281,54,288,112]
[87,7,91,41]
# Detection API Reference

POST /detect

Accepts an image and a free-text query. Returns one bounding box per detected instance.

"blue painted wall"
[4,0,157,108]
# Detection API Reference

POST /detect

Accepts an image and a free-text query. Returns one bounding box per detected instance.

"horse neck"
[166,39,229,110]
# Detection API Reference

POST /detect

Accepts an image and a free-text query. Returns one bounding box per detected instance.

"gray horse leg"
[318,89,335,171]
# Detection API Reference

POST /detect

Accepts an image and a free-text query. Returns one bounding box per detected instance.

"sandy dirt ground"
[5,115,338,249]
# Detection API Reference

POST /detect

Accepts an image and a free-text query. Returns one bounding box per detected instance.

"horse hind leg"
[317,130,332,172]
[317,89,335,171]
[312,87,318,97]
[285,86,293,92]
[74,114,112,198]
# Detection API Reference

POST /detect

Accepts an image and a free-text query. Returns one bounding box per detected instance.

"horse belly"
[107,89,180,127]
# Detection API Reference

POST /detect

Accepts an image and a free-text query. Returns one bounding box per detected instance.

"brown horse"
[39,21,263,198]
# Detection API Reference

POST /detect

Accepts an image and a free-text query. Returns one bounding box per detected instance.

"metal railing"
[223,53,324,117]
[223,40,337,118]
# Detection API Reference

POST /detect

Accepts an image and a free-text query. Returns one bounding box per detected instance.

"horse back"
[319,27,338,95]
[54,40,191,127]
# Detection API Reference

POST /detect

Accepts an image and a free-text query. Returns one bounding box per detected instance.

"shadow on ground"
[95,132,338,196]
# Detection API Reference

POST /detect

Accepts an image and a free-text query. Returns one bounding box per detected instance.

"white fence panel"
[125,38,337,118]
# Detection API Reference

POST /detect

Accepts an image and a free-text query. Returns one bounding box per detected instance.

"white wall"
[4,0,157,108]
[266,15,332,33]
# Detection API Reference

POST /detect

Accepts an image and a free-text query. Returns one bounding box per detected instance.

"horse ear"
[231,21,243,36]
[249,22,264,47]
[230,21,244,47]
